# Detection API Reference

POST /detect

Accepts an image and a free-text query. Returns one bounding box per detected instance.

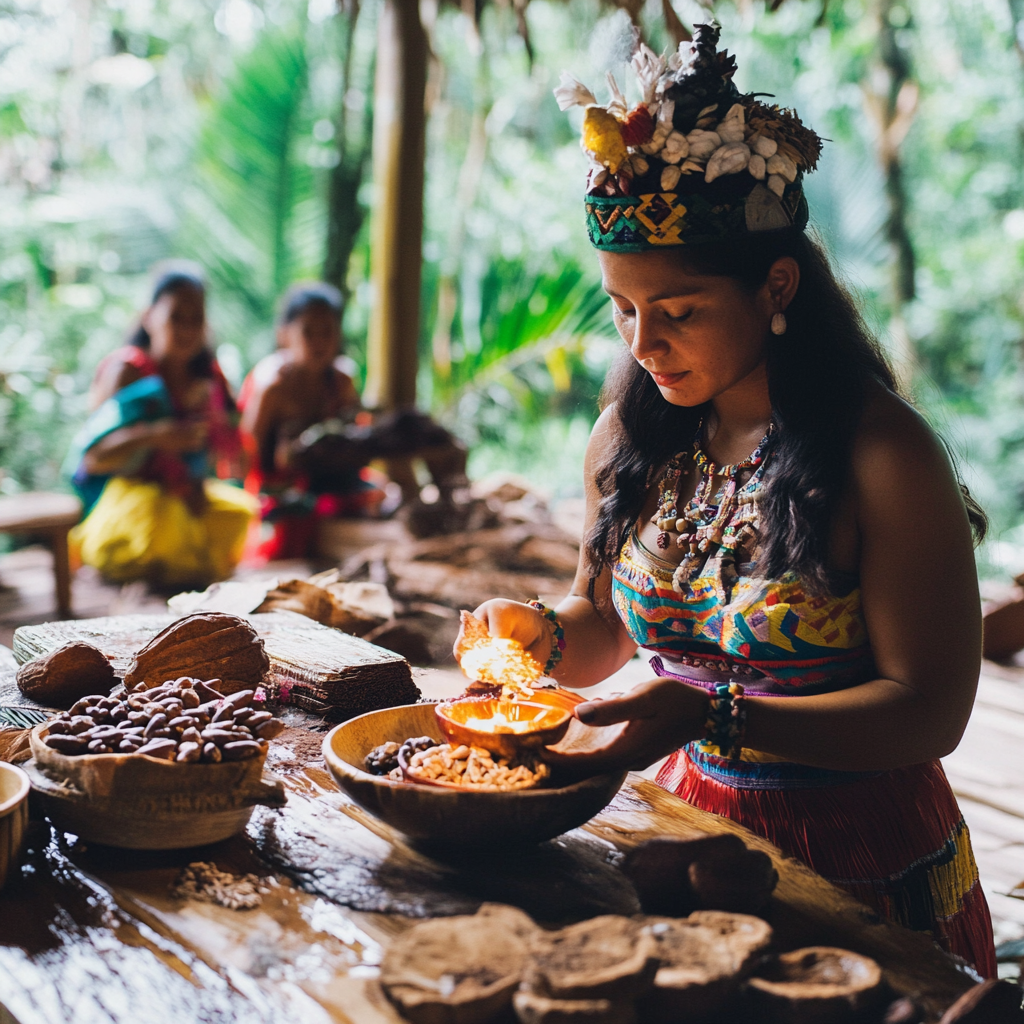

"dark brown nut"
[168,717,192,730]
[90,727,123,742]
[181,727,202,745]
[182,708,211,723]
[68,716,94,735]
[123,614,268,695]
[221,740,262,761]
[196,699,220,715]
[16,642,117,710]
[195,680,225,703]
[144,714,168,737]
[87,740,112,754]
[110,706,130,723]
[211,704,234,724]
[201,728,238,745]
[136,738,177,760]
[245,710,272,727]
[126,711,148,725]
[45,734,87,754]
[180,688,200,709]
[69,700,92,717]
[48,720,70,735]
[202,741,222,763]
[121,725,145,735]
[176,741,202,763]
[254,720,285,741]
[225,690,255,709]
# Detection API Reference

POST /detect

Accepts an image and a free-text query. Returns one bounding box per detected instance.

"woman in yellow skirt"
[67,263,257,585]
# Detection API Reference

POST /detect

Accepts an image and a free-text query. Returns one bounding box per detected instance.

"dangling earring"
[771,312,787,336]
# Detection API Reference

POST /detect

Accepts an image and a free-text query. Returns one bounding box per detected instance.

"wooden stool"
[0,492,81,619]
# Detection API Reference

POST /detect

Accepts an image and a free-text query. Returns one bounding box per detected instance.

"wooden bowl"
[0,761,29,889]
[435,695,572,759]
[322,703,627,851]
[24,724,286,850]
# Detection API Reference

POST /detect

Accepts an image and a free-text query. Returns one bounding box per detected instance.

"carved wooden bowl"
[435,695,573,759]
[322,702,627,851]
[0,762,29,889]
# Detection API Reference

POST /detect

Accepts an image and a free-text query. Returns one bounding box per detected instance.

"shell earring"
[771,312,787,336]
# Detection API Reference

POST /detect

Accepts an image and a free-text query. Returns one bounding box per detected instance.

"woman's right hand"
[453,598,553,673]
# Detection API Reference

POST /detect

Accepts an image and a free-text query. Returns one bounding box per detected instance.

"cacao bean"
[144,714,168,737]
[68,716,93,735]
[48,721,70,735]
[168,717,192,730]
[202,742,222,763]
[69,700,91,717]
[254,720,285,740]
[118,738,142,753]
[181,726,202,745]
[246,711,272,727]
[222,740,261,761]
[136,738,177,760]
[176,742,202,763]
[195,681,225,703]
[46,734,87,754]
[225,690,255,709]
[201,728,237,745]
[87,740,112,753]
[211,704,234,724]
[181,689,200,709]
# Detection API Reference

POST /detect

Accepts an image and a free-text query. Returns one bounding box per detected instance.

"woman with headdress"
[67,262,258,585]
[455,27,996,976]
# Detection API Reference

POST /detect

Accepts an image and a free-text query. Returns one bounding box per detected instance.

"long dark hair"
[585,228,987,594]
[129,262,214,379]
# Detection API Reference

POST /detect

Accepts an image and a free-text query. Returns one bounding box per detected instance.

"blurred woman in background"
[67,262,257,585]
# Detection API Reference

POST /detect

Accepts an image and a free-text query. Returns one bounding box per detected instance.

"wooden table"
[0,703,978,1024]
[0,493,81,619]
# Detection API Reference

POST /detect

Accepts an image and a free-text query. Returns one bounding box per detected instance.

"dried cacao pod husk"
[17,642,117,709]
[123,613,269,695]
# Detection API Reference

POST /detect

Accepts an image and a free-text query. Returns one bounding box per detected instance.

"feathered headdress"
[555,25,823,251]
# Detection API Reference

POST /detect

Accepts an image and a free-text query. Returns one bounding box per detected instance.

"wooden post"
[364,0,427,411]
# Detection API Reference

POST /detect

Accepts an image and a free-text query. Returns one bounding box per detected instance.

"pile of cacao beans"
[42,677,285,763]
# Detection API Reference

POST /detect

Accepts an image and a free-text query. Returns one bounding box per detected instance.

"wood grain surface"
[0,701,977,1024]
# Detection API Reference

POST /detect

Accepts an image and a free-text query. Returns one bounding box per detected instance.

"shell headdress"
[555,24,823,251]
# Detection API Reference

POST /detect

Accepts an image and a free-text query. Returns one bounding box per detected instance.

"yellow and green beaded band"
[699,682,747,760]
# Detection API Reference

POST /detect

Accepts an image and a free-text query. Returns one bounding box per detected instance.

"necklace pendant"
[656,531,671,550]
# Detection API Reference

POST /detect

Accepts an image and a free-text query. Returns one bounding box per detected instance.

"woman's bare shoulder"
[851,383,962,512]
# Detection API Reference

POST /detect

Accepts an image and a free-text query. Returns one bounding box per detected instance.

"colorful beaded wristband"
[699,682,747,760]
[527,599,566,676]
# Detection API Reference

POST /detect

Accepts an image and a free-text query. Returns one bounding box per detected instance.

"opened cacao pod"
[124,613,269,695]
[17,641,117,709]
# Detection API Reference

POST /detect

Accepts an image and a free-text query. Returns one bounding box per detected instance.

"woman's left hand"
[544,678,710,773]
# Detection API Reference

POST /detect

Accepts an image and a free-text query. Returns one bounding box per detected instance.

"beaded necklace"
[650,421,774,596]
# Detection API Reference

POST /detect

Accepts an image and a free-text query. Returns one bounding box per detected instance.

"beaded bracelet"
[699,682,747,760]
[527,599,566,676]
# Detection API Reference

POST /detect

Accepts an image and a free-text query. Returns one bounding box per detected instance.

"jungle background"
[1,0,1023,573]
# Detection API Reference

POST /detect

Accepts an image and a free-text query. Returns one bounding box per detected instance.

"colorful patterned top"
[612,530,876,696]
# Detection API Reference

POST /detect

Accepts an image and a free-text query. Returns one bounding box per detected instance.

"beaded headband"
[554,24,823,251]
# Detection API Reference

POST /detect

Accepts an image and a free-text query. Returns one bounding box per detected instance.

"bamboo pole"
[364,0,427,411]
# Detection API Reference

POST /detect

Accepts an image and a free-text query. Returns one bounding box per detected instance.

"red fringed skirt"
[657,746,997,978]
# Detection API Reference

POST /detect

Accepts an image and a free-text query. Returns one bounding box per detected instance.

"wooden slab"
[0,702,978,1024]
[11,611,419,720]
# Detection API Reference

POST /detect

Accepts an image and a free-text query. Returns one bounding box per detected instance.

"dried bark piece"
[621,834,778,916]
[748,947,883,1024]
[639,911,773,1023]
[512,990,636,1024]
[523,916,658,1002]
[380,903,537,1024]
[124,613,269,695]
[16,642,116,709]
[938,979,1024,1023]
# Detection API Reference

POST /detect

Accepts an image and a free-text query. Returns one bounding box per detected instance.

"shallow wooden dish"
[0,761,29,889]
[436,695,572,759]
[25,724,286,850]
[323,703,627,851]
